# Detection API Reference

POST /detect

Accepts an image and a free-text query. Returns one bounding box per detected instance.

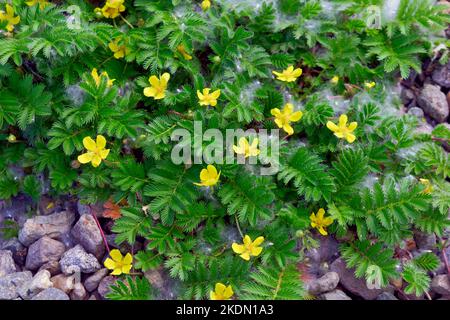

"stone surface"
[330,258,388,300]
[413,230,436,251]
[417,84,449,123]
[401,88,415,105]
[39,260,61,276]
[51,274,75,294]
[432,62,450,88]
[0,250,16,277]
[431,275,450,295]
[98,276,116,299]
[1,238,27,266]
[407,106,425,118]
[25,236,65,270]
[19,211,75,246]
[376,292,398,300]
[18,270,53,299]
[307,272,339,295]
[31,288,70,300]
[70,283,87,300]
[59,245,101,275]
[71,214,105,259]
[84,268,109,292]
[0,271,32,300]
[320,289,352,300]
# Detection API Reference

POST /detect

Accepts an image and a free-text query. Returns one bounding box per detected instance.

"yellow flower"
[91,68,115,87]
[232,235,264,261]
[197,88,221,107]
[272,65,302,82]
[233,137,260,158]
[144,73,170,100]
[25,0,50,10]
[0,4,20,32]
[210,283,233,300]
[101,0,126,19]
[365,81,376,89]
[326,114,358,143]
[104,249,133,276]
[270,103,303,135]
[419,178,433,194]
[201,0,211,11]
[331,76,339,84]
[176,45,193,60]
[310,208,333,236]
[194,164,221,187]
[77,135,110,168]
[108,38,129,59]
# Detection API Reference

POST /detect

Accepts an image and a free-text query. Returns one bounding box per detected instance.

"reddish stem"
[89,205,111,254]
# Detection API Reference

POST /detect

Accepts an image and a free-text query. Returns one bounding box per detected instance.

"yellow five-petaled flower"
[210,283,233,300]
[25,0,50,10]
[0,4,20,32]
[326,114,358,143]
[365,81,376,89]
[91,68,115,87]
[144,73,170,100]
[232,235,264,261]
[272,65,302,82]
[271,103,303,135]
[194,164,221,187]
[104,249,133,276]
[310,208,333,236]
[331,76,339,84]
[233,137,260,158]
[77,135,110,168]
[197,88,221,107]
[100,0,126,19]
[108,38,129,59]
[201,0,211,11]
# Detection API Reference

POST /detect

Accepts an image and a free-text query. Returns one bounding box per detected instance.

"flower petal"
[232,243,245,254]
[121,264,132,274]
[339,114,348,127]
[317,208,325,219]
[223,285,233,299]
[251,246,263,257]
[270,108,281,116]
[160,73,170,85]
[78,152,93,164]
[243,235,252,246]
[96,135,106,149]
[215,283,226,295]
[149,75,159,87]
[104,258,116,270]
[211,89,221,99]
[318,227,328,236]
[199,168,209,181]
[346,133,356,143]
[109,249,123,262]
[100,149,110,159]
[348,122,358,131]
[83,136,97,151]
[123,253,133,265]
[283,124,294,135]
[326,121,339,132]
[289,111,303,122]
[252,236,265,246]
[111,268,122,275]
[144,87,156,97]
[240,252,251,261]
[206,165,217,178]
[91,154,102,167]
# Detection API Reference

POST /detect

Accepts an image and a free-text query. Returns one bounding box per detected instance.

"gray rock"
[51,274,75,294]
[31,288,70,300]
[0,271,32,300]
[0,250,16,277]
[39,260,60,276]
[413,230,436,250]
[431,275,450,295]
[307,272,340,295]
[330,258,389,300]
[407,106,424,118]
[19,211,75,246]
[432,62,450,88]
[84,268,109,292]
[320,289,352,300]
[98,276,116,299]
[18,270,53,299]
[25,236,65,270]
[71,214,105,259]
[401,88,415,104]
[144,268,165,290]
[376,292,398,300]
[70,283,87,300]
[1,238,27,266]
[417,84,449,123]
[59,245,101,275]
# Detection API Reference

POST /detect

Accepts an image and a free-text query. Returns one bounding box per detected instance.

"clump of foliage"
[0,0,449,300]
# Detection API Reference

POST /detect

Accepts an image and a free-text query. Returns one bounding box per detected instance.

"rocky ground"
[1,36,450,302]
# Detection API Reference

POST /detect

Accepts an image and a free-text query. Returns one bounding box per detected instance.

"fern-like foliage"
[107,276,153,300]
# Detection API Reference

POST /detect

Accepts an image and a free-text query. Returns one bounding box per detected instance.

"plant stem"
[120,15,134,29]
[235,214,244,238]
[90,205,110,254]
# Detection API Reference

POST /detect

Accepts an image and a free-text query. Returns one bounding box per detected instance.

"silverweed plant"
[0,0,449,300]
